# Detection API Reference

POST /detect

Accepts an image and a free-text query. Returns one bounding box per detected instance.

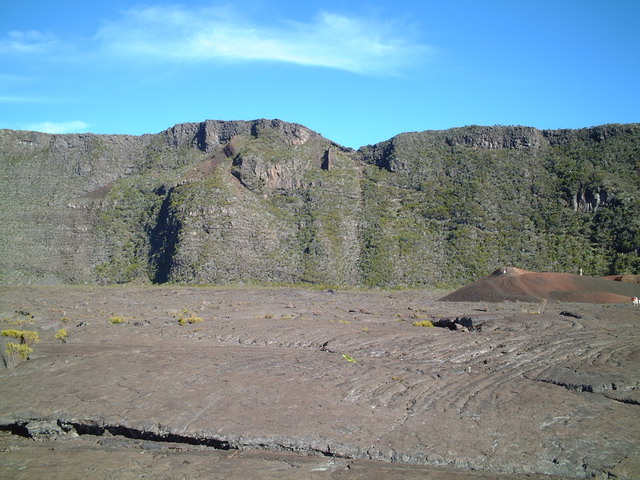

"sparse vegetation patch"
[178,309,203,325]
[413,320,434,327]
[2,329,40,345]
[54,328,68,343]
[3,342,33,368]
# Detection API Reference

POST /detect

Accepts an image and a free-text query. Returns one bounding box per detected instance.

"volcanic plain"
[1,281,639,479]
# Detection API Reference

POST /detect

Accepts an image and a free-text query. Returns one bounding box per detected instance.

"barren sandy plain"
[1,278,639,479]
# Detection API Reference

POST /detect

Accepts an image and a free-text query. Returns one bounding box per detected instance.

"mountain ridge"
[1,119,638,286]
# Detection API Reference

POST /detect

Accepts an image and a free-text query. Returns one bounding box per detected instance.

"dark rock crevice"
[147,186,181,284]
[603,394,640,406]
[74,422,232,449]
[523,374,640,402]
[0,422,29,437]
[0,419,231,449]
[0,418,349,459]
[194,123,209,153]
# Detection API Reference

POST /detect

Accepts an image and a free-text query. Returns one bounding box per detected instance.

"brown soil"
[1,285,639,479]
[441,267,640,303]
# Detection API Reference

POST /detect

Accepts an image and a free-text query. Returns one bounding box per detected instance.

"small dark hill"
[440,267,640,303]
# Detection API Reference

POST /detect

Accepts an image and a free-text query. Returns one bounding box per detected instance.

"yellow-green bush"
[412,320,434,327]
[2,329,23,339]
[54,328,68,343]
[2,329,40,345]
[178,310,204,326]
[3,342,33,368]
[108,316,126,325]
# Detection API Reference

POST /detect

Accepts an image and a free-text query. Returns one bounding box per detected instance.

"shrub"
[2,329,23,340]
[412,320,434,327]
[2,329,40,345]
[21,331,40,345]
[3,342,33,368]
[178,310,203,326]
[54,328,68,343]
[108,316,126,324]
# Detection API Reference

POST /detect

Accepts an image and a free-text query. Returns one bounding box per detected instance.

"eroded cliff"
[1,120,638,286]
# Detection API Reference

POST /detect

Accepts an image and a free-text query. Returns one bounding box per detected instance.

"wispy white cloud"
[0,94,64,104]
[0,30,61,55]
[0,7,431,75]
[24,120,89,134]
[97,6,431,75]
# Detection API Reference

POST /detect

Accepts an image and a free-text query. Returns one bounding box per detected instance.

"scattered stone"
[25,420,75,441]
[559,311,582,319]
[433,316,484,332]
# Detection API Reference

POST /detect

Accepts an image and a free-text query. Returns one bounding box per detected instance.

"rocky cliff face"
[0,129,153,284]
[1,120,638,286]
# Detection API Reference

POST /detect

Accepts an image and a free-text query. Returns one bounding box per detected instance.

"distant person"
[633,296,639,306]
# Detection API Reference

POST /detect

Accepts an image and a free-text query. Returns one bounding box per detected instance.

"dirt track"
[1,286,639,479]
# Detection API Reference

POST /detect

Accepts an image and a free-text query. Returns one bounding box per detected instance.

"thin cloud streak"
[0,30,61,55]
[97,7,431,75]
[0,95,39,103]
[0,95,66,104]
[24,121,89,134]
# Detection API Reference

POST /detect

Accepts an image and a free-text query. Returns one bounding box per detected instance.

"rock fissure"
[0,418,358,459]
[604,395,640,406]
[524,374,640,400]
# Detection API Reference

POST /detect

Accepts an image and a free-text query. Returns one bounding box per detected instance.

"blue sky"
[1,1,639,148]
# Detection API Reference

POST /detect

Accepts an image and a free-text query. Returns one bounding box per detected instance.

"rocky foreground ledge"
[1,286,639,479]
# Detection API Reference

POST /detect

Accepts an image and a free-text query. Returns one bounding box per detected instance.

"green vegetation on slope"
[0,121,638,287]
